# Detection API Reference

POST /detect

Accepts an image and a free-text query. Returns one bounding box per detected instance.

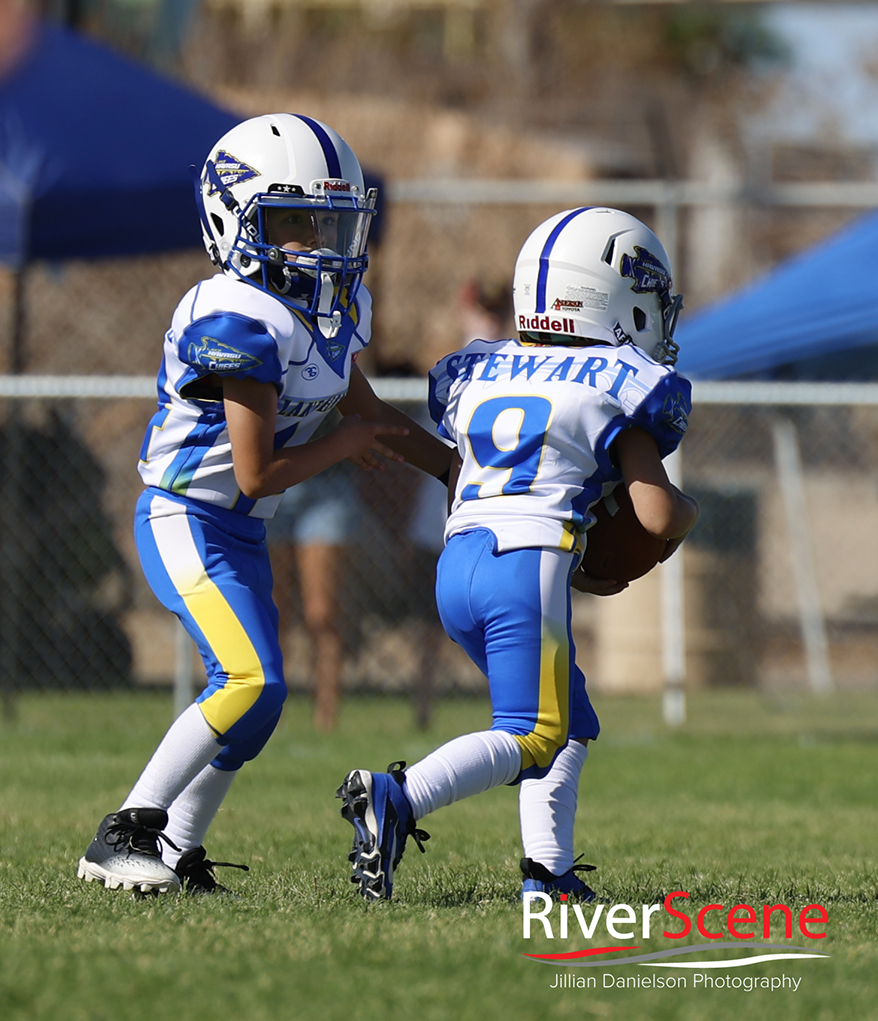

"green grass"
[3,690,878,1020]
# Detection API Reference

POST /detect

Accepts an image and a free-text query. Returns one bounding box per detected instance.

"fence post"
[661,446,687,726]
[771,414,834,694]
[173,621,195,719]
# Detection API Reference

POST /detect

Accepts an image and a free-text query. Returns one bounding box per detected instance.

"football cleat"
[174,845,250,895]
[520,856,597,902]
[336,761,429,901]
[77,808,181,894]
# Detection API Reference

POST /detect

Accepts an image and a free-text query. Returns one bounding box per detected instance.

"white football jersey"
[428,338,691,552]
[138,274,371,518]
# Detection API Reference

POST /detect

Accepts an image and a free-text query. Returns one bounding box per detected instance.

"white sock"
[519,741,588,875]
[161,764,238,869]
[402,730,521,819]
[121,703,223,812]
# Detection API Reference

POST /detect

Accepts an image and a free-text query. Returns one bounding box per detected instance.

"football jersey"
[138,274,371,518]
[428,338,691,552]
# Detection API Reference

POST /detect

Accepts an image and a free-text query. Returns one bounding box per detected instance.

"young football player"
[337,207,698,902]
[77,113,452,895]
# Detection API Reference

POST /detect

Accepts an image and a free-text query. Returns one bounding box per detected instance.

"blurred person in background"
[77,112,451,896]
[458,276,513,344]
[355,355,451,732]
[268,425,358,733]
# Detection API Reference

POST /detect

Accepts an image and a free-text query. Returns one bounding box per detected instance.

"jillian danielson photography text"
[549,974,804,992]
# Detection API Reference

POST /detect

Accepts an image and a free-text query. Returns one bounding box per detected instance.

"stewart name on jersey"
[428,338,691,553]
[138,274,371,518]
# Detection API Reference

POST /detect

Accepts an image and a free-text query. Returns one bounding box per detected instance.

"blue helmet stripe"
[293,114,343,178]
[535,207,593,314]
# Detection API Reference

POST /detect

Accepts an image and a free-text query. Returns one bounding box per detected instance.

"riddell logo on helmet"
[322,180,351,192]
[518,314,577,334]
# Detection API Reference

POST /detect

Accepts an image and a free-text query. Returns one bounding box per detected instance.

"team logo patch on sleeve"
[621,246,672,295]
[662,390,690,434]
[186,335,264,374]
[208,151,260,194]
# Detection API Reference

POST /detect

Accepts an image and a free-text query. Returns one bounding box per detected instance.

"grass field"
[2,689,878,1021]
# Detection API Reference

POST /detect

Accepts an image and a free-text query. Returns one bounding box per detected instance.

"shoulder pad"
[191,275,295,340]
[179,312,284,385]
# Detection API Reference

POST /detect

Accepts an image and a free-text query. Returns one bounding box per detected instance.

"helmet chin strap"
[314,261,340,337]
[317,308,342,338]
[292,248,343,337]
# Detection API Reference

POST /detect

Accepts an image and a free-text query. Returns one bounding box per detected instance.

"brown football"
[580,484,667,583]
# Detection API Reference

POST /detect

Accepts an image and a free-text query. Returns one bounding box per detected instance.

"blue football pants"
[135,487,287,771]
[436,528,600,782]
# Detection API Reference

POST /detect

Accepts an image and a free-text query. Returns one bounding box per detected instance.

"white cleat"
[77,808,181,895]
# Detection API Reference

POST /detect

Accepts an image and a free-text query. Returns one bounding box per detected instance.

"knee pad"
[198,666,287,745]
[211,706,283,770]
[511,729,567,782]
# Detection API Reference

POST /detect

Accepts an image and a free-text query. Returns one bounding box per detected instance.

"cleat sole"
[337,770,389,900]
[77,856,181,895]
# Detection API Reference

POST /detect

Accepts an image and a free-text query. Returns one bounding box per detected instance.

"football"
[580,483,667,583]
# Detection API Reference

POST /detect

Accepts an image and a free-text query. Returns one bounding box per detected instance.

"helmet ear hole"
[633,306,647,331]
[210,213,224,237]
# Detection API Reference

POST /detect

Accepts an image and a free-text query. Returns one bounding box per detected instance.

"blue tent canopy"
[674,209,878,381]
[0,21,239,266]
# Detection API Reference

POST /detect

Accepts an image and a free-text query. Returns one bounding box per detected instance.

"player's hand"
[571,568,629,595]
[335,414,409,471]
[658,536,684,562]
[658,490,698,562]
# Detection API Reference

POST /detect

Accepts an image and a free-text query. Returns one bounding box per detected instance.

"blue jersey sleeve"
[594,372,691,474]
[428,356,453,440]
[177,312,284,388]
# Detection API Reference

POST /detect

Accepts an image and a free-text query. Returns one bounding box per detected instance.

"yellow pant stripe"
[513,614,570,770]
[151,504,265,737]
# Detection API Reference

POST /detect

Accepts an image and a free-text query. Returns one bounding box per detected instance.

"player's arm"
[614,427,698,559]
[338,364,454,480]
[223,376,408,499]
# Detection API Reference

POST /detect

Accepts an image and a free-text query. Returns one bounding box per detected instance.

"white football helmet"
[512,207,683,364]
[194,113,377,338]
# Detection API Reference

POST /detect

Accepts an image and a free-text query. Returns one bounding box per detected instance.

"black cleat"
[520,856,597,902]
[174,845,249,895]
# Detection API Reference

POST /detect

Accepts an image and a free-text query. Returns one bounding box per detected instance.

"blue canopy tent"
[675,209,878,381]
[669,209,878,697]
[0,21,384,369]
[0,20,239,267]
[0,19,242,374]
[0,24,240,704]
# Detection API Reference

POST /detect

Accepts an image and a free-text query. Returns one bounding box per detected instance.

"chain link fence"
[680,390,878,694]
[0,380,875,721]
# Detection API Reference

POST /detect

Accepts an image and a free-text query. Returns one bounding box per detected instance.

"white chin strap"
[298,248,343,338]
[316,267,340,338]
[318,309,342,338]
